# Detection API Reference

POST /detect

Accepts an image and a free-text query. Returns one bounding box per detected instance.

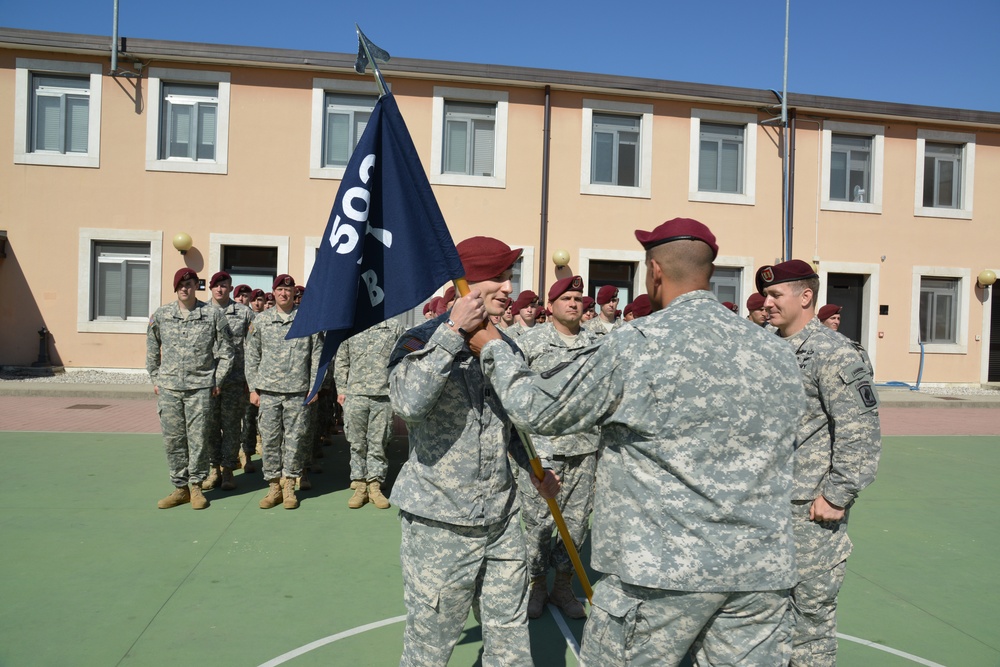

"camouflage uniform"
[515,323,600,581]
[389,314,533,667]
[207,300,255,470]
[783,317,881,667]
[584,314,620,337]
[244,307,323,481]
[147,300,234,487]
[335,319,404,483]
[503,321,527,339]
[481,292,805,666]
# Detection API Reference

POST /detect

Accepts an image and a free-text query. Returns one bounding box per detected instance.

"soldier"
[622,301,635,322]
[388,236,557,667]
[585,284,621,336]
[756,260,881,667]
[147,268,235,510]
[203,271,256,491]
[818,303,842,331]
[245,274,323,510]
[629,293,652,319]
[498,297,515,330]
[233,284,252,306]
[722,301,739,314]
[335,318,405,509]
[504,290,539,339]
[249,289,266,314]
[581,296,596,322]
[747,292,769,326]
[516,275,600,621]
[470,218,806,666]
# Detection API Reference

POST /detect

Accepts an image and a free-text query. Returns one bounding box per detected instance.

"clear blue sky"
[3,0,999,112]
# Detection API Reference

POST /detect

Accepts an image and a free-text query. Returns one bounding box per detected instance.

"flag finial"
[355,25,390,97]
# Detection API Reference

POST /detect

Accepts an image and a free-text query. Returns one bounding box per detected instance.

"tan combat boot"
[282,477,299,509]
[527,576,548,619]
[220,467,236,491]
[189,483,210,510]
[157,486,190,509]
[549,572,586,619]
[202,466,221,490]
[347,480,368,509]
[259,479,283,509]
[368,481,391,509]
[298,471,312,491]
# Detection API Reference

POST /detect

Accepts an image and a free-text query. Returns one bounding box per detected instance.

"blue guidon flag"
[287,92,465,399]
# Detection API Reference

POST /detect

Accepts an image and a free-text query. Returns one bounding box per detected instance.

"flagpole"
[453,278,594,604]
[355,25,389,98]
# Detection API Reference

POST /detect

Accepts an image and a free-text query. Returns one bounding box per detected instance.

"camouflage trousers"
[258,391,312,481]
[344,394,392,482]
[399,511,533,667]
[241,402,258,455]
[582,574,793,667]
[516,451,596,578]
[207,382,247,469]
[790,560,847,667]
[157,387,212,487]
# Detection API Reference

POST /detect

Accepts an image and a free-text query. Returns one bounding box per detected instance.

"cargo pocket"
[582,578,639,665]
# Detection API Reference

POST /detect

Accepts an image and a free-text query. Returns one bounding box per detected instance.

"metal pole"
[781,0,791,261]
[111,0,119,74]
[538,86,552,299]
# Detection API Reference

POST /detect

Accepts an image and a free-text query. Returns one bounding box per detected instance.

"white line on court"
[548,601,582,658]
[257,615,407,667]
[837,633,947,667]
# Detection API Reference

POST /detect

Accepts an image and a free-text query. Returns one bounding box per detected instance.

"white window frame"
[430,87,508,189]
[309,78,382,180]
[304,236,322,284]
[146,67,230,175]
[689,109,757,205]
[713,255,756,315]
[910,266,970,354]
[581,99,653,199]
[77,229,162,333]
[820,121,884,214]
[14,59,103,168]
[209,233,290,283]
[914,129,975,220]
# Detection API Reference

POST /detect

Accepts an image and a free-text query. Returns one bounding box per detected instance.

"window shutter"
[66,95,89,153]
[98,262,123,318]
[445,120,468,174]
[472,119,495,177]
[326,112,351,166]
[720,142,740,192]
[699,140,719,191]
[617,133,639,187]
[354,110,371,150]
[592,131,613,183]
[197,104,216,160]
[168,103,192,158]
[126,261,150,318]
[35,95,62,152]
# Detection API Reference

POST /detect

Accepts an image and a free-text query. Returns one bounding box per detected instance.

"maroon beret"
[295,285,305,296]
[433,296,448,316]
[634,218,719,259]
[582,296,595,311]
[631,294,652,318]
[250,289,265,300]
[623,302,634,317]
[209,271,231,288]
[746,293,766,311]
[233,284,252,298]
[755,260,818,294]
[422,301,434,316]
[442,286,456,303]
[456,236,523,283]
[513,290,539,314]
[272,274,296,290]
[173,268,198,291]
[596,285,619,306]
[265,292,275,302]
[722,301,739,314]
[548,275,584,302]
[818,304,843,322]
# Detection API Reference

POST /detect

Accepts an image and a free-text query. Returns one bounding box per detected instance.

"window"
[710,268,742,307]
[821,121,883,213]
[919,278,959,344]
[431,87,508,188]
[581,100,653,198]
[208,233,289,292]
[910,267,970,354]
[915,130,975,219]
[146,68,230,174]
[689,109,756,205]
[14,59,102,168]
[310,79,380,179]
[78,229,163,334]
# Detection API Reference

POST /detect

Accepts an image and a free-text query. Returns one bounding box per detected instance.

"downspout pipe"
[538,85,552,298]
[111,0,119,74]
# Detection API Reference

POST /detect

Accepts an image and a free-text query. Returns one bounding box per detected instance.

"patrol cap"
[173,268,198,291]
[582,296,595,311]
[596,285,619,305]
[746,293,766,311]
[456,236,523,283]
[818,303,843,322]
[548,275,584,302]
[513,290,539,314]
[272,274,296,290]
[443,286,456,303]
[631,294,652,318]
[209,271,231,288]
[634,217,719,260]
[722,301,739,314]
[755,260,818,294]
[233,284,252,298]
[250,289,265,301]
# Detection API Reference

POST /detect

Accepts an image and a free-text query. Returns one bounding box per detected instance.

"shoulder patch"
[401,336,426,353]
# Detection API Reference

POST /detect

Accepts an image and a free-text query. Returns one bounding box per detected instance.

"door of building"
[222,245,277,293]
[989,290,1000,381]
[826,273,865,344]
[589,260,636,307]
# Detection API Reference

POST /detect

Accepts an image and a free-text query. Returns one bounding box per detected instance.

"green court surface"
[0,432,997,666]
